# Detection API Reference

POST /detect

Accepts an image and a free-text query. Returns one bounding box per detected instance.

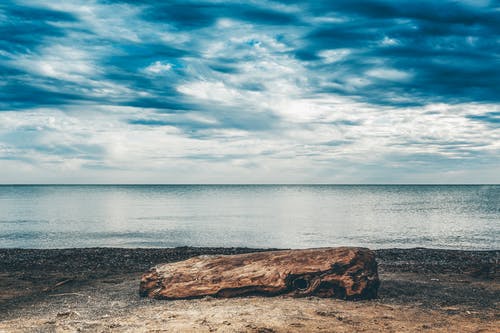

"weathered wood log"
[140,247,379,300]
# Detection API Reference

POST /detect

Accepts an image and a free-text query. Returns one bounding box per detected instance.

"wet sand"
[0,247,498,332]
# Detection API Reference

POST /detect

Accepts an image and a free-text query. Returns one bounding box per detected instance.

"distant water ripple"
[0,185,498,249]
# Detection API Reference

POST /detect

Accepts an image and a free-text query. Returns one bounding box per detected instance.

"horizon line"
[0,183,498,186]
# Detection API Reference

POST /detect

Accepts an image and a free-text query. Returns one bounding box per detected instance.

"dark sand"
[0,247,498,332]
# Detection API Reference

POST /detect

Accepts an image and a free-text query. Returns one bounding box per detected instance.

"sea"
[0,185,498,249]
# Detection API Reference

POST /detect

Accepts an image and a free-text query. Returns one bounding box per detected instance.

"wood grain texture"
[140,247,379,300]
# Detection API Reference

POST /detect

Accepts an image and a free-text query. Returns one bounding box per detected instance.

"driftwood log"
[140,247,379,300]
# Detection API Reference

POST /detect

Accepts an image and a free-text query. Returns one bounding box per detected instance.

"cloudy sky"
[0,0,499,183]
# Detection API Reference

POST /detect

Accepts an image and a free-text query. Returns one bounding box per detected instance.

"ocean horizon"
[0,184,498,250]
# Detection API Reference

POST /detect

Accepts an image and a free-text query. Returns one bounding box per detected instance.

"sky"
[0,0,499,184]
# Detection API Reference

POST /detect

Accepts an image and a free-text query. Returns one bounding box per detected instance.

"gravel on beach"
[0,247,498,332]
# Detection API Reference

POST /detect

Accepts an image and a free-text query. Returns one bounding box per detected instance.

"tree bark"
[140,247,379,300]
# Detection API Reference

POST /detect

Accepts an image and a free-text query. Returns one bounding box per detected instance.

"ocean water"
[0,185,498,249]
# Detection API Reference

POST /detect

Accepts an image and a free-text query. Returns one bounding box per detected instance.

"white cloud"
[366,68,412,81]
[318,49,351,63]
[1,0,498,183]
[13,45,97,82]
[144,61,172,75]
[1,100,498,183]
[380,36,399,46]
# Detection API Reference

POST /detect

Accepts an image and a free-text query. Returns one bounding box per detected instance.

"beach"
[2,0,499,331]
[0,247,498,332]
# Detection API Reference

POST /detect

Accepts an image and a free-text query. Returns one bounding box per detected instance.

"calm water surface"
[0,185,498,249]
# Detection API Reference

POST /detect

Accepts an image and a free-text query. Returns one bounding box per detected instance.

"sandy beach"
[0,247,498,332]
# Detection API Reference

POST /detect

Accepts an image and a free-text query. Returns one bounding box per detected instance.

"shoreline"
[1,247,498,332]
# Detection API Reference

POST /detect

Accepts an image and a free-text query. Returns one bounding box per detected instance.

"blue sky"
[0,0,499,183]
